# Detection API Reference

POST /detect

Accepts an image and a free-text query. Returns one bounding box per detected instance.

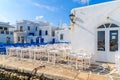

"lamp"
[69,13,75,31]
[69,13,75,24]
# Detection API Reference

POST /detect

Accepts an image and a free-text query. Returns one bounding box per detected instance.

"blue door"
[31,39,33,43]
[36,38,39,43]
[41,38,44,43]
[52,38,55,43]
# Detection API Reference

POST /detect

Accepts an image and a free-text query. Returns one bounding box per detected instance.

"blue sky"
[0,0,112,26]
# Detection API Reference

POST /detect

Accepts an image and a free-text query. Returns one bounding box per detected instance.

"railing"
[0,30,13,35]
[14,30,24,32]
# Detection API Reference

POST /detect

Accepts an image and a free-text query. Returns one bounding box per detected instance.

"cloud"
[33,2,57,12]
[35,16,44,20]
[73,0,90,4]
[0,15,9,22]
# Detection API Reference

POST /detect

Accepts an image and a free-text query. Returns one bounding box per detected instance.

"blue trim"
[29,33,34,36]
[0,41,71,54]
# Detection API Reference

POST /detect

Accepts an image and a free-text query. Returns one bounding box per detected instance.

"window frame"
[97,23,119,52]
[20,26,23,31]
[60,34,64,40]
[18,36,20,41]
[28,26,30,31]
[45,30,48,36]
[36,27,37,31]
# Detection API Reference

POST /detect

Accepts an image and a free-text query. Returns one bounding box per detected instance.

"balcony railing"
[14,30,24,32]
[0,30,13,35]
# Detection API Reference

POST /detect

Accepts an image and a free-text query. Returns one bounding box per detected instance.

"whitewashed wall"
[36,26,52,42]
[14,32,27,43]
[26,36,37,43]
[17,22,37,32]
[71,1,120,63]
[0,34,14,44]
[16,20,53,43]
[55,28,71,42]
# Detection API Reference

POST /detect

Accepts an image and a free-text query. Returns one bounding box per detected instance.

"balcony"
[14,30,24,32]
[0,30,13,35]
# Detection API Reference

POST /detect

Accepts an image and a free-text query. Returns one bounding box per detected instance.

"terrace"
[0,44,119,80]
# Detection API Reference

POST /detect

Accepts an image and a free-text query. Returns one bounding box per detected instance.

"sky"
[0,0,113,26]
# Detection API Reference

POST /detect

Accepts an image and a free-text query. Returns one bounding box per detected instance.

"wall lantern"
[69,13,75,24]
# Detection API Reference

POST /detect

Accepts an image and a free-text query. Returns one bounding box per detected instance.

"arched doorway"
[96,23,119,62]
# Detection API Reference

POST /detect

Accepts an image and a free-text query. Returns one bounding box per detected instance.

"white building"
[71,0,120,63]
[55,27,71,43]
[14,20,71,44]
[0,22,14,44]
[14,20,53,43]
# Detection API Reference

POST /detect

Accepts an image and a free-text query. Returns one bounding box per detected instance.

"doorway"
[21,36,24,43]
[6,37,10,44]
[52,38,55,43]
[36,37,39,43]
[41,38,44,43]
[96,23,119,62]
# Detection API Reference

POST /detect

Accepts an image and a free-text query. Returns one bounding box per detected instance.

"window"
[18,36,20,41]
[20,26,23,31]
[31,39,33,43]
[36,27,37,31]
[110,24,119,28]
[52,31,55,37]
[98,23,119,29]
[10,32,13,35]
[6,37,10,44]
[97,31,105,51]
[29,33,34,36]
[45,30,48,35]
[6,31,8,34]
[1,31,4,34]
[110,30,118,51]
[39,30,42,36]
[0,27,3,30]
[97,25,105,29]
[97,23,119,52]
[60,34,63,40]
[105,23,110,28]
[28,26,30,30]
[4,27,7,30]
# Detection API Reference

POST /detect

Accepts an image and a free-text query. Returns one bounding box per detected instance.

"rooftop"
[0,22,14,28]
[72,0,120,12]
[16,20,50,26]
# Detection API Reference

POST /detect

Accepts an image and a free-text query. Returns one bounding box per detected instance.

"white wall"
[36,26,52,42]
[55,28,71,42]
[14,32,27,43]
[71,1,120,63]
[0,34,14,44]
[0,22,14,44]
[27,36,38,43]
[17,22,38,34]
[16,20,53,43]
